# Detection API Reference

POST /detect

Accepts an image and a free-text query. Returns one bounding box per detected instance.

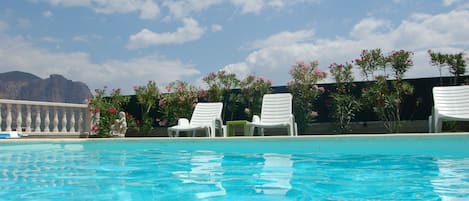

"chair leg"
[436,119,443,133]
[428,116,433,133]
[250,126,255,136]
[192,130,196,137]
[260,128,264,136]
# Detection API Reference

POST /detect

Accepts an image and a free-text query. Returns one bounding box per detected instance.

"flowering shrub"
[159,81,200,126]
[428,50,467,85]
[288,61,327,133]
[88,86,129,137]
[239,74,272,120]
[133,80,159,134]
[202,70,240,120]
[356,49,414,133]
[202,70,240,102]
[329,63,361,133]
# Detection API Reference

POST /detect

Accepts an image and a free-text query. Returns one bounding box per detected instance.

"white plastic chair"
[249,93,298,136]
[168,102,225,137]
[430,85,469,133]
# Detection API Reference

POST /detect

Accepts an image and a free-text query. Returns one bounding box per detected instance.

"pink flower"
[318,87,325,93]
[159,99,165,107]
[313,68,323,76]
[93,108,99,114]
[109,107,117,114]
[312,85,319,90]
[310,111,319,118]
[177,85,184,93]
[165,85,171,92]
[200,90,207,97]
[244,108,250,114]
[159,119,167,126]
[91,124,98,133]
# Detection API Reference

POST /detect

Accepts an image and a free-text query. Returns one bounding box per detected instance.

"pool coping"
[1,132,468,143]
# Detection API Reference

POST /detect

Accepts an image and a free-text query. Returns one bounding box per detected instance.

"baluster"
[34,105,42,132]
[16,104,22,132]
[78,110,83,133]
[26,105,32,133]
[61,108,68,132]
[5,104,11,131]
[69,109,76,133]
[53,107,59,132]
[44,106,50,132]
[0,104,2,132]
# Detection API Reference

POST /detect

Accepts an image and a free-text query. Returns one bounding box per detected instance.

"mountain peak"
[0,71,91,103]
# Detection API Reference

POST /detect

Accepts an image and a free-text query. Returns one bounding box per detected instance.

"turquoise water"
[1,134,469,200]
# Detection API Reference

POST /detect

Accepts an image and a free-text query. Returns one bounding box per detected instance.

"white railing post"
[78,110,83,133]
[70,109,76,133]
[61,109,67,132]
[26,105,32,133]
[0,105,2,131]
[35,105,41,132]
[6,104,12,131]
[44,106,50,132]
[53,107,59,132]
[16,104,22,132]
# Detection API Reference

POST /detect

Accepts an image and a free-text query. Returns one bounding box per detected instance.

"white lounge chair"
[249,93,298,136]
[430,85,469,133]
[168,102,225,137]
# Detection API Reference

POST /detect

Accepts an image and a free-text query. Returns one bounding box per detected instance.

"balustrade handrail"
[0,99,90,136]
[0,99,87,108]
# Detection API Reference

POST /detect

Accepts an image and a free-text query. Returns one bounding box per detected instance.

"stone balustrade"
[0,99,90,136]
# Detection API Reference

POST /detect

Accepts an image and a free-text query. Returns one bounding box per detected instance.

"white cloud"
[0,31,200,95]
[231,0,264,14]
[223,10,469,86]
[350,18,392,39]
[249,29,314,49]
[443,0,459,6]
[0,21,8,32]
[72,34,102,43]
[162,0,223,19]
[222,62,250,79]
[41,36,62,43]
[230,0,320,14]
[42,10,53,18]
[38,0,159,19]
[211,24,223,32]
[127,18,205,49]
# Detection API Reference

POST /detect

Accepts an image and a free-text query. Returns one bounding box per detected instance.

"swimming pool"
[1,134,468,200]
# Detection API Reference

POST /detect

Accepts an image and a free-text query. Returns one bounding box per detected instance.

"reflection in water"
[172,151,226,199]
[255,153,293,195]
[432,158,469,201]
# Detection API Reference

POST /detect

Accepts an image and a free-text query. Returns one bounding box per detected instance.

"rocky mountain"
[0,71,91,103]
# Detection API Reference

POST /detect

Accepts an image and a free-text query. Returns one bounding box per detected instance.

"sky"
[0,0,468,95]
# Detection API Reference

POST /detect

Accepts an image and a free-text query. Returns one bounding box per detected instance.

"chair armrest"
[177,118,190,126]
[252,115,260,123]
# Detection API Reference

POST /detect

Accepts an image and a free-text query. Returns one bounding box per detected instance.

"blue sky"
[0,0,468,95]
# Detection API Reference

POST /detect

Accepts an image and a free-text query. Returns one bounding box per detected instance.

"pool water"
[1,134,469,200]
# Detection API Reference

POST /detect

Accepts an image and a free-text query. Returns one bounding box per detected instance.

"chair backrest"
[190,102,223,126]
[260,93,293,124]
[433,85,469,117]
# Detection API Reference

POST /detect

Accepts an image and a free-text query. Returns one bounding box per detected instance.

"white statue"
[110,111,127,136]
